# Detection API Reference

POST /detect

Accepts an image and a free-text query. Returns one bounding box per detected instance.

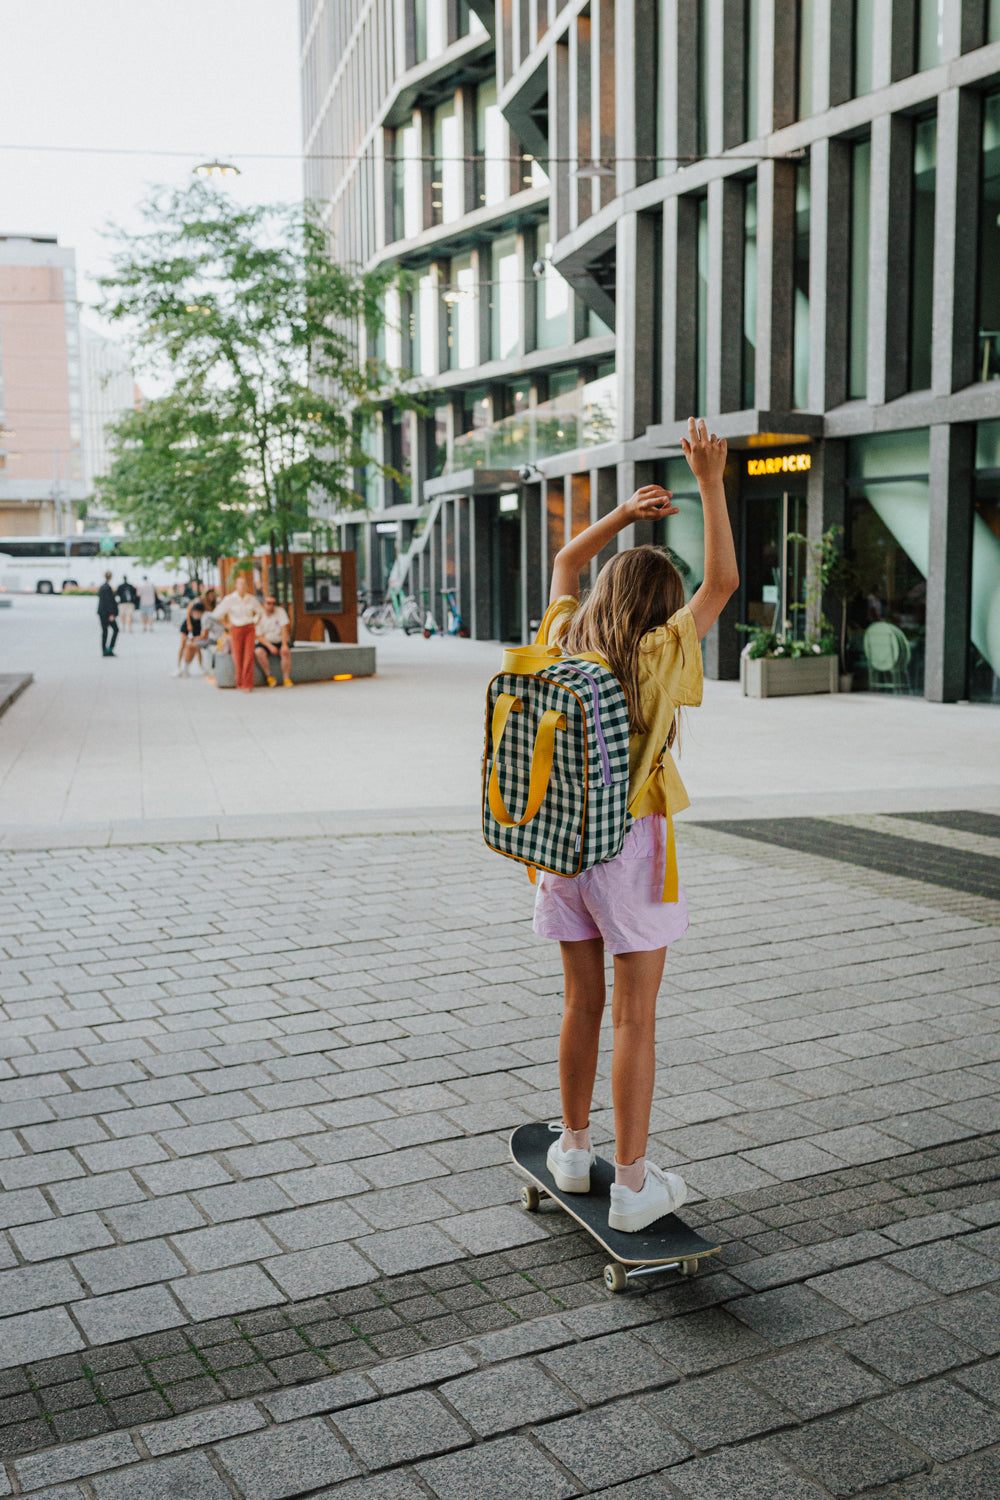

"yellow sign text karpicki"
[747,452,812,477]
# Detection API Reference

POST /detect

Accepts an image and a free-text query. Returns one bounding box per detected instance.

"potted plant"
[738,526,845,698]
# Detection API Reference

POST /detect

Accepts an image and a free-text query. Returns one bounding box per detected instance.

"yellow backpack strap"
[487,694,567,828]
[628,758,679,903]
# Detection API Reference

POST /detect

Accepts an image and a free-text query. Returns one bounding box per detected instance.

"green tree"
[96,179,410,589]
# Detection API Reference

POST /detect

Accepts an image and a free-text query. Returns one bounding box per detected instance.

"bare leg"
[557,938,606,1131]
[280,644,292,682]
[611,948,666,1165]
[255,646,271,679]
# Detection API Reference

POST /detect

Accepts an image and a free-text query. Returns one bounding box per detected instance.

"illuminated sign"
[747,453,812,477]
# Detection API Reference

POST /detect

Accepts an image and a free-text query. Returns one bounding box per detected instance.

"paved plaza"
[1,595,1000,1497]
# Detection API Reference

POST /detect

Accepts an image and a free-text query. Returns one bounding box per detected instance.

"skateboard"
[509,1122,721,1293]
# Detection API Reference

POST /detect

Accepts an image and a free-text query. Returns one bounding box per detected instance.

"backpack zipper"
[553,664,613,787]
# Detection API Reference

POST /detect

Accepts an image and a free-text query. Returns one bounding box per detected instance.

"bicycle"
[362,587,422,635]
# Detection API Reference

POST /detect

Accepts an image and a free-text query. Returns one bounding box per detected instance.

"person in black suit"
[97,571,119,657]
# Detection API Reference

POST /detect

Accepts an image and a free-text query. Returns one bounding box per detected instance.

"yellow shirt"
[542,597,703,819]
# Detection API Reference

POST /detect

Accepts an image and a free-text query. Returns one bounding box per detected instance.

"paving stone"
[335,1389,470,1469]
[869,1379,1000,1461]
[90,1451,233,1499]
[11,1212,114,1263]
[417,1434,579,1500]
[14,1431,140,1490]
[666,1443,828,1499]
[633,1307,773,1373]
[540,1330,677,1405]
[0,1307,84,1371]
[884,1240,998,1293]
[356,1225,466,1276]
[441,1360,578,1436]
[467,1315,574,1364]
[918,1290,1000,1353]
[536,1399,689,1490]
[0,1262,83,1317]
[139,1400,266,1455]
[170,1220,282,1273]
[804,1262,937,1320]
[260,1371,376,1422]
[953,1355,1000,1404]
[169,1266,283,1322]
[877,1450,1000,1500]
[442,1206,550,1255]
[73,1286,186,1344]
[215,1416,360,1497]
[262,1244,377,1300]
[370,1345,476,1395]
[645,1370,790,1448]
[726,1284,854,1344]
[773,1409,928,1495]
[744,1343,889,1418]
[72,1241,186,1296]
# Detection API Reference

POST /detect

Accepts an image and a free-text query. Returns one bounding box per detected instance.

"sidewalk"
[1,808,999,1497]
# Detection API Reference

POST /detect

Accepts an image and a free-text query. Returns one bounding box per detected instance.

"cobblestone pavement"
[1,813,999,1497]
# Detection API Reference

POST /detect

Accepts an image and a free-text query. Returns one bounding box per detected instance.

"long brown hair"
[560,546,686,742]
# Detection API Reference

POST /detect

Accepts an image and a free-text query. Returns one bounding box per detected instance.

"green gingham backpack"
[482,615,632,881]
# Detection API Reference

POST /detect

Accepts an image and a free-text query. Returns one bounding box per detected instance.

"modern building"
[0,234,86,536]
[80,324,139,524]
[300,1,1000,704]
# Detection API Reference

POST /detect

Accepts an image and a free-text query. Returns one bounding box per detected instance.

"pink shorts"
[532,814,689,955]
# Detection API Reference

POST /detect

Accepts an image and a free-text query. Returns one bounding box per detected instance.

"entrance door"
[491,503,522,642]
[742,490,808,636]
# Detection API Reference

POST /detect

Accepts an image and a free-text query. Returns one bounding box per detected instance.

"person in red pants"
[214,573,264,692]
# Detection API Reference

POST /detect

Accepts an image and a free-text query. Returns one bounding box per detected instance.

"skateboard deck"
[510,1122,720,1292]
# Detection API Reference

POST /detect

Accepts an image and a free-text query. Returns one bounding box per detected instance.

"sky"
[0,0,303,350]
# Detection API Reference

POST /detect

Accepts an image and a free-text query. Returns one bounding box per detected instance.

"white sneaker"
[608,1162,688,1233]
[546,1126,596,1193]
[170,667,183,677]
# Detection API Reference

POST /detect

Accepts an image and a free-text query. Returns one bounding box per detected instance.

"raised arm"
[549,486,679,602]
[682,418,739,641]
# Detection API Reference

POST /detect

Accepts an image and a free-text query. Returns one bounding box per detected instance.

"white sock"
[561,1125,591,1152]
[615,1157,646,1192]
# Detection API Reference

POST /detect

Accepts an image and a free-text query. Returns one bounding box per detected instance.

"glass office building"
[300,0,1000,703]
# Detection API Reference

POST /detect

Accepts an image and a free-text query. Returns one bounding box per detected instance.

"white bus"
[0,535,185,595]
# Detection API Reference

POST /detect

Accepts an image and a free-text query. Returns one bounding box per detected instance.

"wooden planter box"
[741,653,839,698]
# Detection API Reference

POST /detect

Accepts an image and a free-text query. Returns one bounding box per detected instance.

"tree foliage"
[96,180,409,572]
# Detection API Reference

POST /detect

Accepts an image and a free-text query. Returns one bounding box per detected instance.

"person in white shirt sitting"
[254,594,294,687]
[213,573,264,692]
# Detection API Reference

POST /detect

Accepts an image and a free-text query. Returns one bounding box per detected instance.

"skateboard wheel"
[604,1263,628,1293]
[520,1185,541,1212]
[680,1257,698,1276]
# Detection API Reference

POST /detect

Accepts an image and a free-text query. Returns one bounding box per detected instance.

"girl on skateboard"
[535,419,738,1232]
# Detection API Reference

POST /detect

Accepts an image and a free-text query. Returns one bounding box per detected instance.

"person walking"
[137,576,157,631]
[116,576,137,632]
[533,418,738,1234]
[214,572,263,692]
[97,571,119,657]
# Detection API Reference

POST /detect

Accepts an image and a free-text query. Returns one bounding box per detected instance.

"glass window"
[413,271,438,377]
[743,179,758,408]
[535,218,571,348]
[908,116,936,391]
[428,405,449,479]
[447,254,477,369]
[797,0,814,120]
[978,94,1000,383]
[990,0,1000,43]
[916,0,943,72]
[570,475,591,538]
[548,369,579,399]
[744,0,760,140]
[660,457,705,595]
[847,431,930,694]
[849,138,871,401]
[303,555,343,613]
[793,162,810,409]
[972,419,1000,702]
[853,0,874,96]
[414,0,447,62]
[432,100,462,225]
[696,195,709,415]
[476,81,506,207]
[546,482,565,561]
[393,118,422,241]
[588,308,613,337]
[384,285,403,371]
[490,232,520,360]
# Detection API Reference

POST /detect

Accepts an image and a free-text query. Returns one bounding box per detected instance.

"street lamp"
[193,160,240,178]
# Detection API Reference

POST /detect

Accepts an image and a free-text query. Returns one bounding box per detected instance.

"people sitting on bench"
[255,594,293,687]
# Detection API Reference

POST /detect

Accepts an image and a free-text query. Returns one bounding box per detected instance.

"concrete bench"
[214,640,375,688]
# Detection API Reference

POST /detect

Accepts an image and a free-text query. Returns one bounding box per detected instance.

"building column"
[807,439,848,639]
[932,87,981,397]
[616,0,654,192]
[925,423,974,702]
[617,211,659,441]
[595,466,620,574]
[870,0,916,88]
[472,495,493,640]
[457,496,473,627]
[755,159,796,412]
[521,481,544,637]
[550,38,572,240]
[701,458,743,680]
[705,176,744,414]
[617,460,658,549]
[867,113,911,406]
[808,137,851,412]
[664,196,700,423]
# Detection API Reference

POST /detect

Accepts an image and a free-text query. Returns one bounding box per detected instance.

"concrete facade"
[79,325,137,520]
[300,1,1000,703]
[0,235,86,536]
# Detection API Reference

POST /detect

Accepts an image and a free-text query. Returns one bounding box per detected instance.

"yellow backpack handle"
[487,693,567,828]
[500,599,569,676]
